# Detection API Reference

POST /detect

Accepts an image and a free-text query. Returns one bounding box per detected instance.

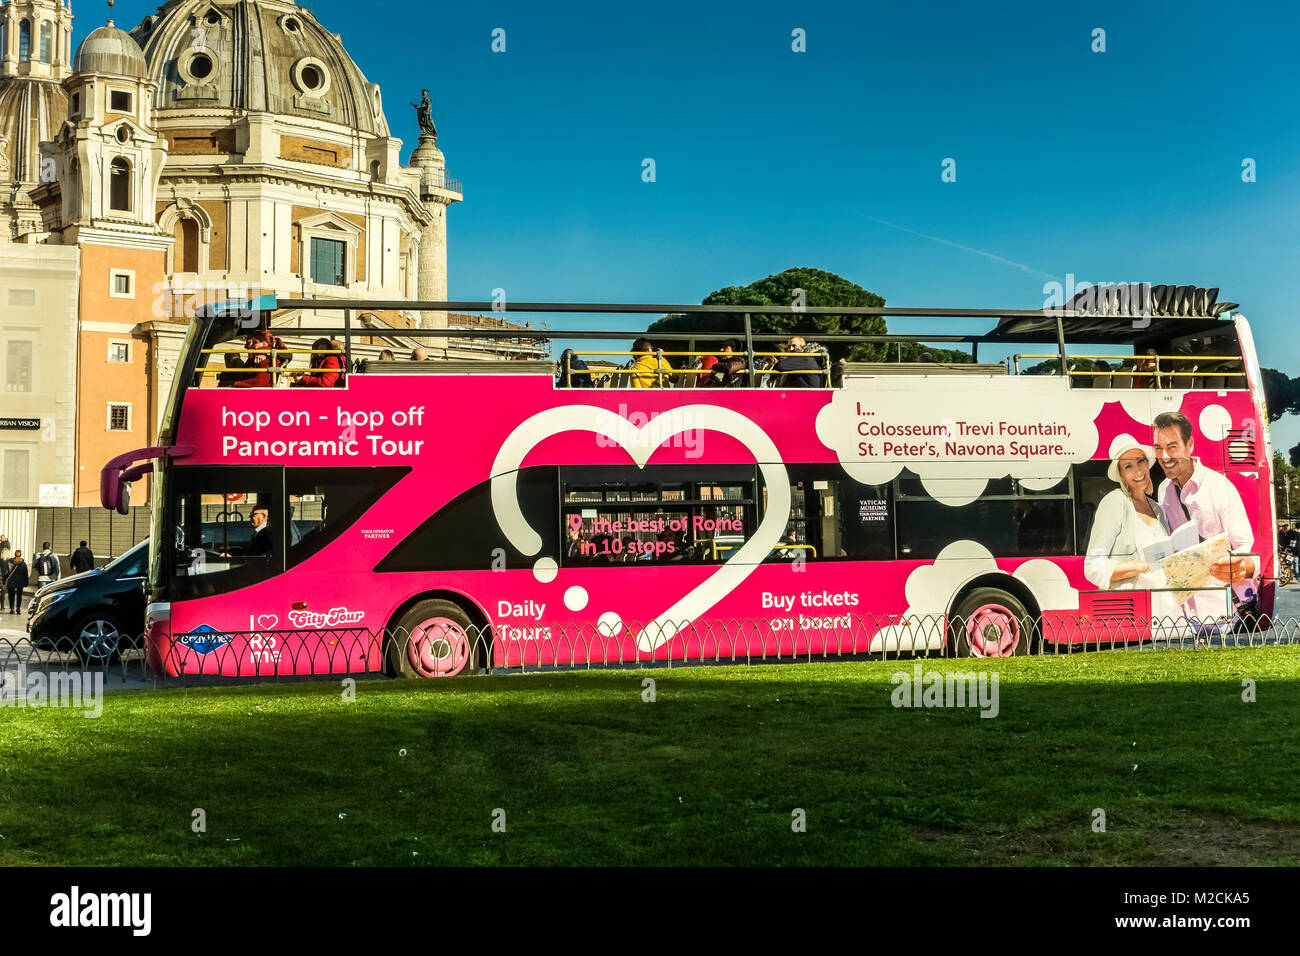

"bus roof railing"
[276,298,1230,321]
[271,299,1238,344]
[240,297,1242,387]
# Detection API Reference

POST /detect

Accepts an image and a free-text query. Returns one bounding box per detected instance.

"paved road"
[1275,582,1300,619]
[3,585,1299,696]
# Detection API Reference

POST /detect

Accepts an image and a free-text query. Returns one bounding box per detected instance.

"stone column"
[417,200,446,329]
[406,131,461,330]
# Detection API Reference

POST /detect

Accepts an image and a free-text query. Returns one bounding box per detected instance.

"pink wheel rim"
[964,604,1022,657]
[408,617,470,677]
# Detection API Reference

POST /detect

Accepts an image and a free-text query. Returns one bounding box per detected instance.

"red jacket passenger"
[230,330,290,388]
[295,355,343,388]
[292,337,344,388]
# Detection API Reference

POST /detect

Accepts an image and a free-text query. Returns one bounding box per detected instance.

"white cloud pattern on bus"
[815,377,1188,506]
[871,540,1079,651]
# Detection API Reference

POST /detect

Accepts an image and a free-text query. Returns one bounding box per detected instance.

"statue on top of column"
[411,89,437,139]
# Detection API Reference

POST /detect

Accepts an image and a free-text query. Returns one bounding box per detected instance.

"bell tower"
[48,19,167,244]
[37,19,172,505]
[0,0,75,81]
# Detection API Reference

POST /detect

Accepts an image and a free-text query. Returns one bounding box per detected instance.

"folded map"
[1139,518,1200,565]
[1159,532,1231,604]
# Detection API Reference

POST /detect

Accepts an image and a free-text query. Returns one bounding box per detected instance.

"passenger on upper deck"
[216,349,248,387]
[558,349,595,388]
[229,330,290,388]
[627,338,672,388]
[704,339,747,388]
[410,347,429,361]
[770,336,826,388]
[689,353,719,387]
[1132,349,1160,389]
[293,338,345,388]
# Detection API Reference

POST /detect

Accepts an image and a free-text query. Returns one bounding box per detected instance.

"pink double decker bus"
[101,290,1278,678]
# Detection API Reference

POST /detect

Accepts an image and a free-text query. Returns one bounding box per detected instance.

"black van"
[27,540,148,664]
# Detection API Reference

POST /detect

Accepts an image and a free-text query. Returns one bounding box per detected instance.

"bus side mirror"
[99,446,192,515]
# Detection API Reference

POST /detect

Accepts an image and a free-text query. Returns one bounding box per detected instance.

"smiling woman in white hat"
[1085,433,1168,589]
[1084,433,1182,626]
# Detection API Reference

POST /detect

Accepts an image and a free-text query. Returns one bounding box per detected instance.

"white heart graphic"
[490,405,790,652]
[256,614,279,631]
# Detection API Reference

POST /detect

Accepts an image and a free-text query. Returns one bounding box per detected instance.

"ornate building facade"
[0,0,525,514]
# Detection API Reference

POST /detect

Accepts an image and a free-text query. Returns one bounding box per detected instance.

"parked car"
[27,518,318,664]
[27,540,148,665]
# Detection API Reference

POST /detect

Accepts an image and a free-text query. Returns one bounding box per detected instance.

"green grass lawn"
[2,648,1298,866]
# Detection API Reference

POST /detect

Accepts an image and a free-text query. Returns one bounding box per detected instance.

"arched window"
[109,158,131,212]
[19,20,31,61]
[1,23,9,60]
[39,21,51,62]
[178,218,200,272]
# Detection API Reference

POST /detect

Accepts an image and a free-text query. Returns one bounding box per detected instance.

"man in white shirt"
[1152,411,1256,625]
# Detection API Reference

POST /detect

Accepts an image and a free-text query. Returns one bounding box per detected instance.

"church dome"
[0,77,67,185]
[129,0,389,136]
[73,20,149,79]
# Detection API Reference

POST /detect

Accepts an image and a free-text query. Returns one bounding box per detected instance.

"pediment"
[296,211,361,235]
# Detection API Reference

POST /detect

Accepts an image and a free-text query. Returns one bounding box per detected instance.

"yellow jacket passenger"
[627,340,671,388]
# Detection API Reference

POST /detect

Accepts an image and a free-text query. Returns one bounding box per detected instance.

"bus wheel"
[949,588,1032,658]
[392,600,479,678]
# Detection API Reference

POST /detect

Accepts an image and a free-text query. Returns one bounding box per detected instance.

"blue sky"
[112,0,1300,448]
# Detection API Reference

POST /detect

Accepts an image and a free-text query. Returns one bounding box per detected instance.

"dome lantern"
[73,19,148,79]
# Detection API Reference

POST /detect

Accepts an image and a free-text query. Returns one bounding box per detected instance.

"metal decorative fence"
[4,611,1298,691]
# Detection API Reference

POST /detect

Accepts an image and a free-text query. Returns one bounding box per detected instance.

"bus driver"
[245,506,273,557]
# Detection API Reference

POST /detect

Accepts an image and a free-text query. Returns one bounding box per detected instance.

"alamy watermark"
[594,404,704,459]
[890,663,999,718]
[151,280,263,327]
[49,886,150,936]
[0,662,103,718]
[1042,275,1152,328]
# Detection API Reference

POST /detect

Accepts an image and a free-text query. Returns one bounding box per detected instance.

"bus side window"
[775,465,894,561]
[285,467,409,570]
[894,470,1073,560]
[176,493,277,574]
[376,467,558,573]
[169,466,283,597]
[1073,459,1117,556]
[836,481,893,560]
[560,465,757,566]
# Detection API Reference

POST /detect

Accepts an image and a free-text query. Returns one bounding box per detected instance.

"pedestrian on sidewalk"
[34,542,61,586]
[70,540,94,574]
[4,550,28,613]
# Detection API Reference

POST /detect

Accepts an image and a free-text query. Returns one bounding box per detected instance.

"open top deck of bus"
[182,284,1250,394]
